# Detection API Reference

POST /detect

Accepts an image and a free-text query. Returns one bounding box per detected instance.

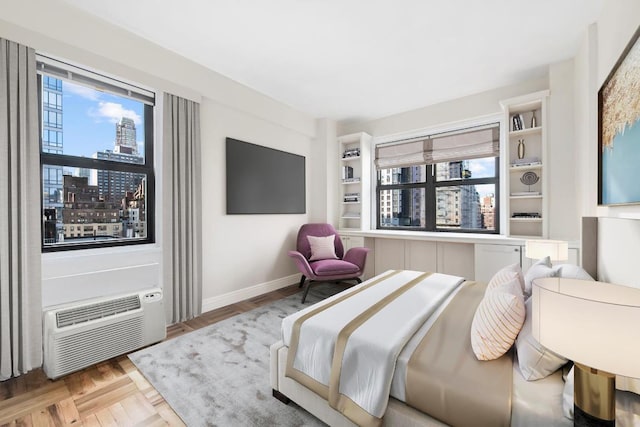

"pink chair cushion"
[310,259,360,276]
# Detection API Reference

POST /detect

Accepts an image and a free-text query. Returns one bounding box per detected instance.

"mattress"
[281,271,571,426]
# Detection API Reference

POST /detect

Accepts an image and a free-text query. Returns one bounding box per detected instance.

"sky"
[61,80,145,159]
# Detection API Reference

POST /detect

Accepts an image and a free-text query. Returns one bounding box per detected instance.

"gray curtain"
[163,93,202,323]
[0,39,42,380]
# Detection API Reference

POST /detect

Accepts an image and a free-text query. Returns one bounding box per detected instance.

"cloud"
[65,82,101,101]
[468,157,494,177]
[90,102,142,125]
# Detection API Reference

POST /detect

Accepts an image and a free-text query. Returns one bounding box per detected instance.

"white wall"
[574,0,640,220]
[339,76,586,241]
[1,0,318,313]
[199,99,314,311]
[547,59,579,240]
[339,77,547,137]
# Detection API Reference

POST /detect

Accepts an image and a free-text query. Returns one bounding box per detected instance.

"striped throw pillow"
[487,264,525,295]
[471,277,526,361]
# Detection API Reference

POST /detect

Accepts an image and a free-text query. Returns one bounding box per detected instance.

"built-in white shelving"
[500,90,549,238]
[338,132,371,231]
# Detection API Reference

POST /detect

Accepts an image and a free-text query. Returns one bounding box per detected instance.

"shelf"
[502,91,548,239]
[510,218,543,222]
[509,126,542,137]
[508,99,543,114]
[338,132,371,231]
[509,164,542,172]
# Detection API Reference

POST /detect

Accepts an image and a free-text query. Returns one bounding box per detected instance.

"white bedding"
[283,270,465,421]
[281,270,573,426]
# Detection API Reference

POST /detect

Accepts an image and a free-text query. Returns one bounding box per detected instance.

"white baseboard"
[201,273,300,313]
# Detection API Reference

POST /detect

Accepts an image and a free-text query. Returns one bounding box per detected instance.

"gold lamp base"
[574,363,615,426]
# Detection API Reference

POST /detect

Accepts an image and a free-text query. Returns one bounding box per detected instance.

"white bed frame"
[270,217,640,425]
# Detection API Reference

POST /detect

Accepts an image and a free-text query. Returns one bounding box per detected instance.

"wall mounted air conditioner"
[43,288,166,379]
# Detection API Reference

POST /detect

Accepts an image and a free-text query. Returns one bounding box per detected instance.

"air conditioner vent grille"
[56,295,141,328]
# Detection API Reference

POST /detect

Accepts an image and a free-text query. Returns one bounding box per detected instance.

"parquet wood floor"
[0,284,302,426]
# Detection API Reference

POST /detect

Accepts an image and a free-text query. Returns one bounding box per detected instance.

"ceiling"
[62,0,604,124]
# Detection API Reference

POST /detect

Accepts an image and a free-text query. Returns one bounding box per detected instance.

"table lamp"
[525,239,569,261]
[532,277,640,426]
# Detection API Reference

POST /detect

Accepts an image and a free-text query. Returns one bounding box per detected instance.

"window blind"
[375,123,499,169]
[36,55,155,105]
[374,138,430,169]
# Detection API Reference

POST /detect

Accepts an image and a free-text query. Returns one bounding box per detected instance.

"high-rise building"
[114,117,139,156]
[92,118,145,203]
[42,76,64,242]
[436,161,481,229]
[378,166,424,227]
[91,150,145,202]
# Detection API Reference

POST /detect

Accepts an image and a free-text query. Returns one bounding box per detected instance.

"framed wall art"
[598,25,640,205]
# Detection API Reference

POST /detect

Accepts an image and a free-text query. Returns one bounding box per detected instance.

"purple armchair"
[288,223,369,303]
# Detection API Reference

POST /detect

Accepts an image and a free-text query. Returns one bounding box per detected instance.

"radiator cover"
[43,288,165,379]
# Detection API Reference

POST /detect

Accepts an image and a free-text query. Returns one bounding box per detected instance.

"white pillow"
[562,366,574,420]
[307,235,338,261]
[487,264,525,295]
[515,297,567,380]
[524,256,556,297]
[471,276,526,361]
[553,264,595,281]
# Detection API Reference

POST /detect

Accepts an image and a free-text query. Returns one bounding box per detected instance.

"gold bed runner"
[405,280,513,427]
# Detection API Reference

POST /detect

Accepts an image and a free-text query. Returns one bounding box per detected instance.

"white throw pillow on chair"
[308,235,339,261]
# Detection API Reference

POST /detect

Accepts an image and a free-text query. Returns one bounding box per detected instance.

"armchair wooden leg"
[356,277,362,283]
[298,275,306,288]
[301,281,312,304]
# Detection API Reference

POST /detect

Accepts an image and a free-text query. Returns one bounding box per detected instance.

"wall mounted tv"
[226,137,306,214]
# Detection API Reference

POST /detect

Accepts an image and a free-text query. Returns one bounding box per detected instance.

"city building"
[436,161,481,229]
[379,166,424,227]
[121,178,147,238]
[114,117,139,156]
[41,75,64,243]
[61,175,122,240]
[481,193,496,230]
[92,151,145,202]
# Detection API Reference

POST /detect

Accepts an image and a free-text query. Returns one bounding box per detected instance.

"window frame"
[375,126,500,235]
[38,63,156,252]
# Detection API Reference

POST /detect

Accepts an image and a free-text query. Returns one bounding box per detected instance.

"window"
[39,57,155,251]
[376,124,499,233]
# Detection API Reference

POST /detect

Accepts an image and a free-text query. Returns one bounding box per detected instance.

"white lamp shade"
[532,277,640,378]
[525,239,568,261]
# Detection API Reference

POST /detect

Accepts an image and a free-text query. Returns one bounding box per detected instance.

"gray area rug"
[129,283,346,427]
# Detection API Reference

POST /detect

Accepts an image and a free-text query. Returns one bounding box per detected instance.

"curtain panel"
[0,38,42,380]
[163,93,202,323]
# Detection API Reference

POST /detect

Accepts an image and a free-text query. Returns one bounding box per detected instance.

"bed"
[270,217,640,426]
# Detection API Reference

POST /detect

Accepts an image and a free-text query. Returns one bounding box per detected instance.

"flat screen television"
[226,137,306,214]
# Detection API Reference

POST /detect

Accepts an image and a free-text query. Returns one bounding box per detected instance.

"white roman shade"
[374,138,430,169]
[375,124,499,169]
